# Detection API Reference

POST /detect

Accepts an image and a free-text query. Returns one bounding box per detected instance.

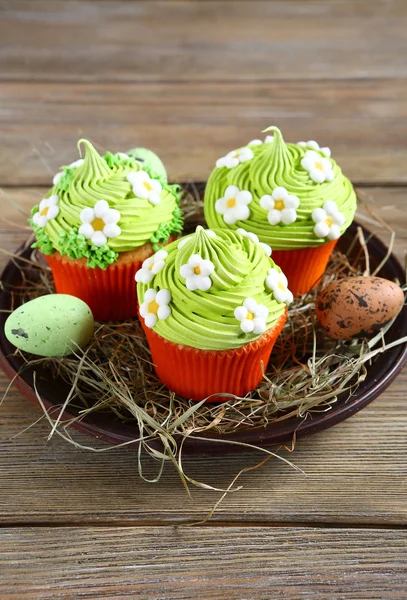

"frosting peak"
[29,139,183,268]
[262,125,285,149]
[177,226,251,291]
[77,139,111,180]
[204,126,357,250]
[137,228,288,351]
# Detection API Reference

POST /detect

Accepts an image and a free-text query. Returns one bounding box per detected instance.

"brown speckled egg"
[316,276,405,340]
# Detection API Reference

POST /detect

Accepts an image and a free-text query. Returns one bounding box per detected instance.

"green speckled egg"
[126,147,168,183]
[5,294,94,357]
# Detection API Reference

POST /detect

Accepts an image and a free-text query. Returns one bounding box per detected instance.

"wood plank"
[1,0,407,83]
[1,371,406,526]
[1,526,407,599]
[1,79,407,186]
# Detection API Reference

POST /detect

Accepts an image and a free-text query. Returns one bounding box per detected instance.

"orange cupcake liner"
[271,240,338,296]
[45,252,140,321]
[140,311,287,402]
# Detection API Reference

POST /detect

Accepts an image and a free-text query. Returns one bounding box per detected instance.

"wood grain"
[1,370,406,526]
[1,79,407,185]
[2,526,407,599]
[1,0,407,82]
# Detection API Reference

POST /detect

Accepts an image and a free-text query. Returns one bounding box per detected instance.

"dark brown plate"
[1,221,406,455]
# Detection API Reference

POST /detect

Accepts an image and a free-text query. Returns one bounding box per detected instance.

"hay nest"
[2,184,406,492]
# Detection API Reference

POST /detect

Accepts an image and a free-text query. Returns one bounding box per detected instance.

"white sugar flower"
[135,250,168,284]
[127,170,162,205]
[177,237,190,249]
[260,187,300,225]
[234,298,269,334]
[70,158,85,169]
[79,200,121,247]
[215,185,252,225]
[236,227,272,257]
[53,159,84,186]
[265,268,293,305]
[298,140,331,157]
[247,135,274,146]
[118,152,130,160]
[33,195,60,228]
[180,254,215,291]
[71,158,85,168]
[53,173,62,186]
[140,288,171,328]
[301,150,335,184]
[178,229,217,250]
[312,200,345,240]
[216,147,254,169]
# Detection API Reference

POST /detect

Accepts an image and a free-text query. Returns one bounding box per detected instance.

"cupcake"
[136,226,290,402]
[30,140,183,321]
[204,126,357,295]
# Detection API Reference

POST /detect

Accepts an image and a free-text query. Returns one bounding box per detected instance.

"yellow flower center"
[226,197,237,208]
[194,266,201,275]
[278,281,286,291]
[148,299,160,315]
[149,262,155,271]
[274,199,285,211]
[40,206,49,217]
[91,217,105,232]
[314,161,324,171]
[325,217,333,227]
[246,311,255,321]
[144,181,153,192]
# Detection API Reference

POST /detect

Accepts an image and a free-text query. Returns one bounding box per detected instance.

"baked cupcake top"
[30,140,183,268]
[204,126,357,250]
[136,226,290,351]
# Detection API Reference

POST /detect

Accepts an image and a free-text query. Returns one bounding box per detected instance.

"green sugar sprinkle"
[58,228,118,270]
[30,214,54,256]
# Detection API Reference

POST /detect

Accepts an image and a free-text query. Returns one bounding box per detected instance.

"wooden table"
[1,2,407,598]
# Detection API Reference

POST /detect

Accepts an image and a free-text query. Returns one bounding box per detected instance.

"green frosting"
[30,215,54,256]
[30,140,183,268]
[126,147,168,185]
[58,228,118,269]
[204,126,357,250]
[150,203,183,251]
[137,227,287,351]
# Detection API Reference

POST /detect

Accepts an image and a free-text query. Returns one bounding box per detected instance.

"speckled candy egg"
[5,294,94,357]
[126,148,167,183]
[316,277,404,340]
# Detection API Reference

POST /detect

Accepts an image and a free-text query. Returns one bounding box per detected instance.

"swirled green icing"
[204,126,357,249]
[137,227,286,351]
[30,140,183,267]
[150,203,183,251]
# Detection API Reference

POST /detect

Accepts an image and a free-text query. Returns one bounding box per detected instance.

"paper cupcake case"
[140,311,287,402]
[45,252,141,322]
[271,239,337,296]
